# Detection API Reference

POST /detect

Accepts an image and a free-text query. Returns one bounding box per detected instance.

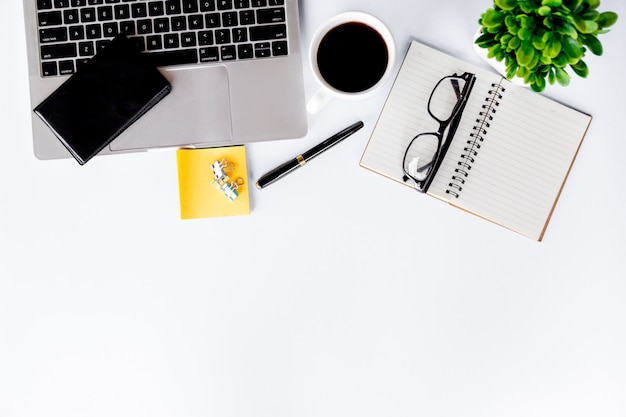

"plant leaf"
[546,37,562,58]
[481,9,505,28]
[555,66,571,86]
[531,76,546,92]
[570,59,589,77]
[517,40,536,67]
[475,33,495,47]
[587,0,601,10]
[572,16,599,33]
[562,36,585,59]
[581,33,603,55]
[538,6,552,16]
[495,0,518,10]
[598,11,618,28]
[556,22,578,39]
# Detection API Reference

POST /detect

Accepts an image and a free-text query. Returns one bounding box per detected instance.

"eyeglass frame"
[402,71,476,193]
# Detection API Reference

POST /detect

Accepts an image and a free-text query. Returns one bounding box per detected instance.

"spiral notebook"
[360,40,592,241]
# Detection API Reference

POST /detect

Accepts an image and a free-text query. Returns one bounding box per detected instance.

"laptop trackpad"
[109,65,233,151]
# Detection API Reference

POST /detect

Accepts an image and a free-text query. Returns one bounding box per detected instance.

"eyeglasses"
[402,72,476,193]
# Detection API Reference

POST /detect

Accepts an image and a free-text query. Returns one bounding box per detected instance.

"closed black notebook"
[34,35,171,165]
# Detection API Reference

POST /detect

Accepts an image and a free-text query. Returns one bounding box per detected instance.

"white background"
[2,1,626,416]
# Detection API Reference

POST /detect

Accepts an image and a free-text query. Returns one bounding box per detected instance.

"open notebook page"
[429,77,591,240]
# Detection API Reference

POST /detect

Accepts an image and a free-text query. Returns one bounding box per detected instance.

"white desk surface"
[2,1,626,416]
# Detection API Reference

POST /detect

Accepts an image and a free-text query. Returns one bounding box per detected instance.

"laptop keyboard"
[36,0,290,77]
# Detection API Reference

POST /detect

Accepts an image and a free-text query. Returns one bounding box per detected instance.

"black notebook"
[34,35,171,165]
[360,40,592,241]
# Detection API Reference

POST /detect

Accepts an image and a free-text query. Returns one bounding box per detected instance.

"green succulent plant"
[476,0,618,92]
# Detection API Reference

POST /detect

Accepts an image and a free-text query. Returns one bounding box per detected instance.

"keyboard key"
[97,6,113,20]
[239,10,254,25]
[129,36,145,51]
[76,58,90,72]
[251,0,266,7]
[272,40,287,55]
[182,0,198,13]
[256,7,285,24]
[237,43,253,58]
[171,16,187,30]
[146,49,198,66]
[165,0,182,14]
[137,19,153,34]
[222,11,238,27]
[63,9,80,24]
[39,27,68,43]
[131,2,147,17]
[216,0,232,10]
[215,29,230,44]
[96,39,110,50]
[85,24,102,38]
[59,60,75,75]
[41,43,77,59]
[232,27,246,42]
[200,0,215,12]
[147,35,163,50]
[198,30,213,45]
[234,0,249,8]
[164,33,180,48]
[119,20,136,35]
[220,45,236,60]
[205,13,220,28]
[154,17,170,32]
[181,32,197,47]
[148,1,164,16]
[80,7,96,22]
[188,14,203,29]
[268,0,284,4]
[78,40,94,55]
[103,22,118,36]
[254,42,270,57]
[68,25,85,39]
[54,0,71,8]
[38,11,63,27]
[37,0,53,10]
[41,61,58,76]
[114,4,130,19]
[249,23,286,41]
[72,0,87,6]
[199,46,219,62]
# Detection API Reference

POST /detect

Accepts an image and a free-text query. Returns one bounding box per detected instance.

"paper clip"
[211,158,244,201]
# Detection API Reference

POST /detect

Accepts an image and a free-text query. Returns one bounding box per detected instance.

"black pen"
[255,121,365,189]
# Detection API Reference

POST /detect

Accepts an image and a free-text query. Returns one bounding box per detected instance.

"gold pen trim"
[297,155,306,166]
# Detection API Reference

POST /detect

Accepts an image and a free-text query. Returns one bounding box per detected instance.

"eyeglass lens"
[403,133,439,181]
[428,76,467,122]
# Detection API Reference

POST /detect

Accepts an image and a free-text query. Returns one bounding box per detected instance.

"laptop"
[22,0,308,161]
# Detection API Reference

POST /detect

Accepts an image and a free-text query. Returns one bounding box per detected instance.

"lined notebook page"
[428,79,591,240]
[361,40,592,240]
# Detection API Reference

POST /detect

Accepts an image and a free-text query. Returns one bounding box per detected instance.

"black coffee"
[316,22,389,93]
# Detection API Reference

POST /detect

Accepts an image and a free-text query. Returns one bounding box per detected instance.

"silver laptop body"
[23,0,308,161]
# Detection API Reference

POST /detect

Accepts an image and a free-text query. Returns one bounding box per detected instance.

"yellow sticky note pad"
[176,146,250,219]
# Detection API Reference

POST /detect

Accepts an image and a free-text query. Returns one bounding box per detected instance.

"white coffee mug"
[307,11,396,113]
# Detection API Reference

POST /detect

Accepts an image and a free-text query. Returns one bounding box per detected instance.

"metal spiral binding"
[445,82,505,198]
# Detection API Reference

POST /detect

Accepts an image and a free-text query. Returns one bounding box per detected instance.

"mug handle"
[307,88,333,114]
